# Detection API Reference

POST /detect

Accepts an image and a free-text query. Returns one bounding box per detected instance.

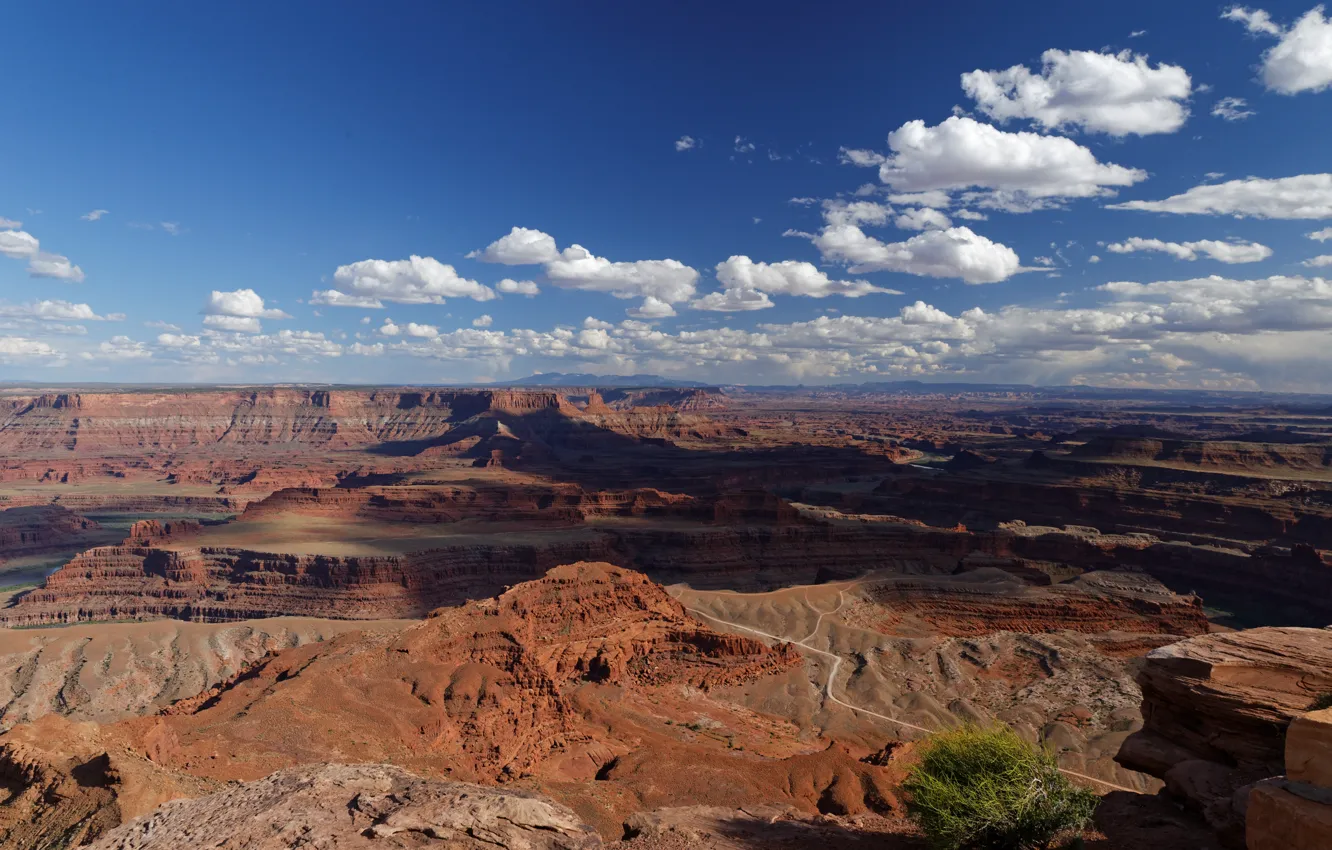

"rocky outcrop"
[0,617,404,729]
[85,763,602,850]
[0,505,104,560]
[861,569,1209,637]
[241,483,703,524]
[1116,627,1332,847]
[1071,436,1332,474]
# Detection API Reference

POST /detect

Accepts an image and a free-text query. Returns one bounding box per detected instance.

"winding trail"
[676,586,1139,794]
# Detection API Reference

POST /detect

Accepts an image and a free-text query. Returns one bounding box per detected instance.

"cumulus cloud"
[544,244,698,303]
[962,49,1193,135]
[81,209,109,221]
[1105,237,1274,263]
[85,336,151,360]
[326,256,496,305]
[204,288,290,320]
[868,116,1146,211]
[674,135,697,151]
[309,290,385,308]
[1310,227,1332,240]
[0,230,40,259]
[472,314,493,327]
[806,224,1023,284]
[625,296,677,319]
[496,278,540,296]
[1225,5,1332,94]
[820,199,892,227]
[202,315,262,333]
[1108,173,1332,218]
[467,226,561,265]
[28,253,86,282]
[713,255,899,299]
[690,287,776,312]
[1304,254,1332,266]
[0,217,20,229]
[894,207,952,231]
[0,336,59,358]
[1211,97,1256,120]
[0,300,120,321]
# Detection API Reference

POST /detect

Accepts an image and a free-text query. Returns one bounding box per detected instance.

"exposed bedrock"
[85,763,603,850]
[1116,626,1332,847]
[8,504,1331,625]
[0,505,105,559]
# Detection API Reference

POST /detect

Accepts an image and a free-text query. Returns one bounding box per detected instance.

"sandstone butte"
[0,563,918,848]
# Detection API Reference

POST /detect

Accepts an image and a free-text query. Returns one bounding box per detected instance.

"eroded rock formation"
[1116,626,1332,846]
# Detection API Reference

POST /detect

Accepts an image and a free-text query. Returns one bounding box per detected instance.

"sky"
[3,2,1332,389]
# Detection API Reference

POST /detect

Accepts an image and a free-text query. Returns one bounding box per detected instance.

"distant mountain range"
[486,373,713,388]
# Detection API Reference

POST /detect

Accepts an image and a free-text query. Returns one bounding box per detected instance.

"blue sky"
[3,1,1332,388]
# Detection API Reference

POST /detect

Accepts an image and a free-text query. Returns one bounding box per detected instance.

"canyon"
[0,383,1329,848]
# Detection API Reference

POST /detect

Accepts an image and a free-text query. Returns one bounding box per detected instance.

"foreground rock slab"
[86,763,602,850]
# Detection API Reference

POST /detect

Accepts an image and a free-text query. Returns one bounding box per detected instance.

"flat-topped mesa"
[1116,627,1332,847]
[238,483,703,524]
[860,569,1209,638]
[0,388,580,455]
[0,505,102,555]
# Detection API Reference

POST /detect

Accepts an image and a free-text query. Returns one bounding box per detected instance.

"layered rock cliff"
[1116,626,1332,846]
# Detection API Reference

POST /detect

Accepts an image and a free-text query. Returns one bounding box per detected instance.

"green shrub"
[1311,693,1332,711]
[903,724,1099,850]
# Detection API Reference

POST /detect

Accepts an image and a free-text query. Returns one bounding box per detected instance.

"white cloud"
[821,199,891,227]
[402,322,439,338]
[1223,6,1283,35]
[544,244,698,303]
[953,209,988,221]
[330,256,496,304]
[1211,97,1256,120]
[962,49,1193,135]
[204,288,290,319]
[1105,237,1274,263]
[81,210,109,221]
[807,224,1023,284]
[0,300,118,321]
[0,217,20,229]
[887,190,954,208]
[734,136,755,153]
[675,135,697,151]
[839,148,886,167]
[379,319,400,336]
[157,333,201,348]
[1304,254,1332,266]
[309,290,384,308]
[467,226,560,265]
[0,336,59,358]
[472,314,493,327]
[145,320,182,331]
[714,255,899,299]
[894,207,952,231]
[28,253,86,282]
[496,278,540,296]
[86,336,151,360]
[1108,173,1332,218]
[626,296,677,319]
[873,116,1147,210]
[1310,227,1332,240]
[160,222,181,236]
[203,315,262,333]
[690,287,775,312]
[1225,5,1332,94]
[0,230,40,259]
